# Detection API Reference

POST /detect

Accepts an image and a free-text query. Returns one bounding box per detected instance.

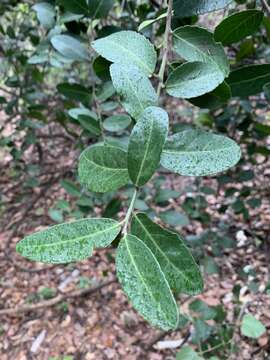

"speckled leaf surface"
[116,234,179,330]
[128,107,168,187]
[214,10,263,45]
[166,61,224,99]
[227,64,270,97]
[173,0,233,18]
[51,35,89,61]
[110,64,158,120]
[16,218,121,264]
[78,145,130,193]
[173,26,229,77]
[92,31,157,75]
[161,129,241,176]
[131,213,203,295]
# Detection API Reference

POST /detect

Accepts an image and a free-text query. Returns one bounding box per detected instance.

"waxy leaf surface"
[173,0,232,18]
[17,218,121,264]
[92,31,157,75]
[161,129,241,176]
[110,64,158,120]
[51,35,89,61]
[128,106,168,186]
[116,234,179,330]
[131,213,203,295]
[78,145,130,193]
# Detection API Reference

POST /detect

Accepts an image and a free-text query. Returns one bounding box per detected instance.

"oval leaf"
[92,31,157,76]
[116,234,179,330]
[241,314,266,339]
[173,0,233,18]
[51,35,89,61]
[78,145,130,193]
[128,106,169,187]
[131,213,203,295]
[227,64,270,97]
[103,114,132,132]
[161,129,241,176]
[166,61,224,99]
[110,63,158,120]
[33,2,55,29]
[214,10,263,45]
[173,26,229,77]
[16,218,121,264]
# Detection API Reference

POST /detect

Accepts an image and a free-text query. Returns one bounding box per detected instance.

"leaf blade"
[131,213,203,295]
[78,145,130,193]
[128,106,169,187]
[161,129,241,176]
[116,234,179,330]
[16,218,121,264]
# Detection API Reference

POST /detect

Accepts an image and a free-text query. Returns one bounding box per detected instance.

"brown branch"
[0,279,117,317]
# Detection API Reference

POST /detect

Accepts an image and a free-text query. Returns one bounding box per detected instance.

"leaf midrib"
[134,216,193,286]
[82,152,127,172]
[25,223,121,249]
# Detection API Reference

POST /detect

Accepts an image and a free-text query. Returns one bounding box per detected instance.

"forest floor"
[0,98,270,360]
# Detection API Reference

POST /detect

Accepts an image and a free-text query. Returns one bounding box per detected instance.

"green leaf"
[173,0,233,18]
[128,106,168,187]
[33,2,55,29]
[214,10,263,45]
[16,218,121,264]
[116,234,179,330]
[241,314,266,339]
[61,179,81,197]
[131,213,203,295]
[173,26,229,77]
[92,31,157,76]
[78,115,101,136]
[68,107,97,121]
[103,114,132,132]
[161,129,241,176]
[110,64,158,120]
[166,61,224,99]
[227,64,270,97]
[78,145,130,193]
[51,35,89,61]
[188,81,231,109]
[57,83,90,103]
[176,346,203,360]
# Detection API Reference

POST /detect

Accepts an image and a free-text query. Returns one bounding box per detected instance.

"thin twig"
[157,0,173,98]
[0,279,117,317]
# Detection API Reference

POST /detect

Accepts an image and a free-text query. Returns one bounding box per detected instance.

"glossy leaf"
[92,31,157,75]
[59,0,89,15]
[68,107,97,121]
[241,314,266,339]
[173,0,233,18]
[103,114,132,132]
[131,213,203,295]
[116,234,179,330]
[214,10,263,45]
[173,26,229,77]
[166,61,224,99]
[128,106,168,187]
[161,129,241,176]
[78,145,130,193]
[110,64,158,120]
[16,218,121,264]
[227,64,270,97]
[51,35,89,61]
[33,2,55,29]
[188,81,231,109]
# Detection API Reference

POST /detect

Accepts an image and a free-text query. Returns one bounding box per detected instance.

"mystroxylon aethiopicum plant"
[17,0,243,331]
